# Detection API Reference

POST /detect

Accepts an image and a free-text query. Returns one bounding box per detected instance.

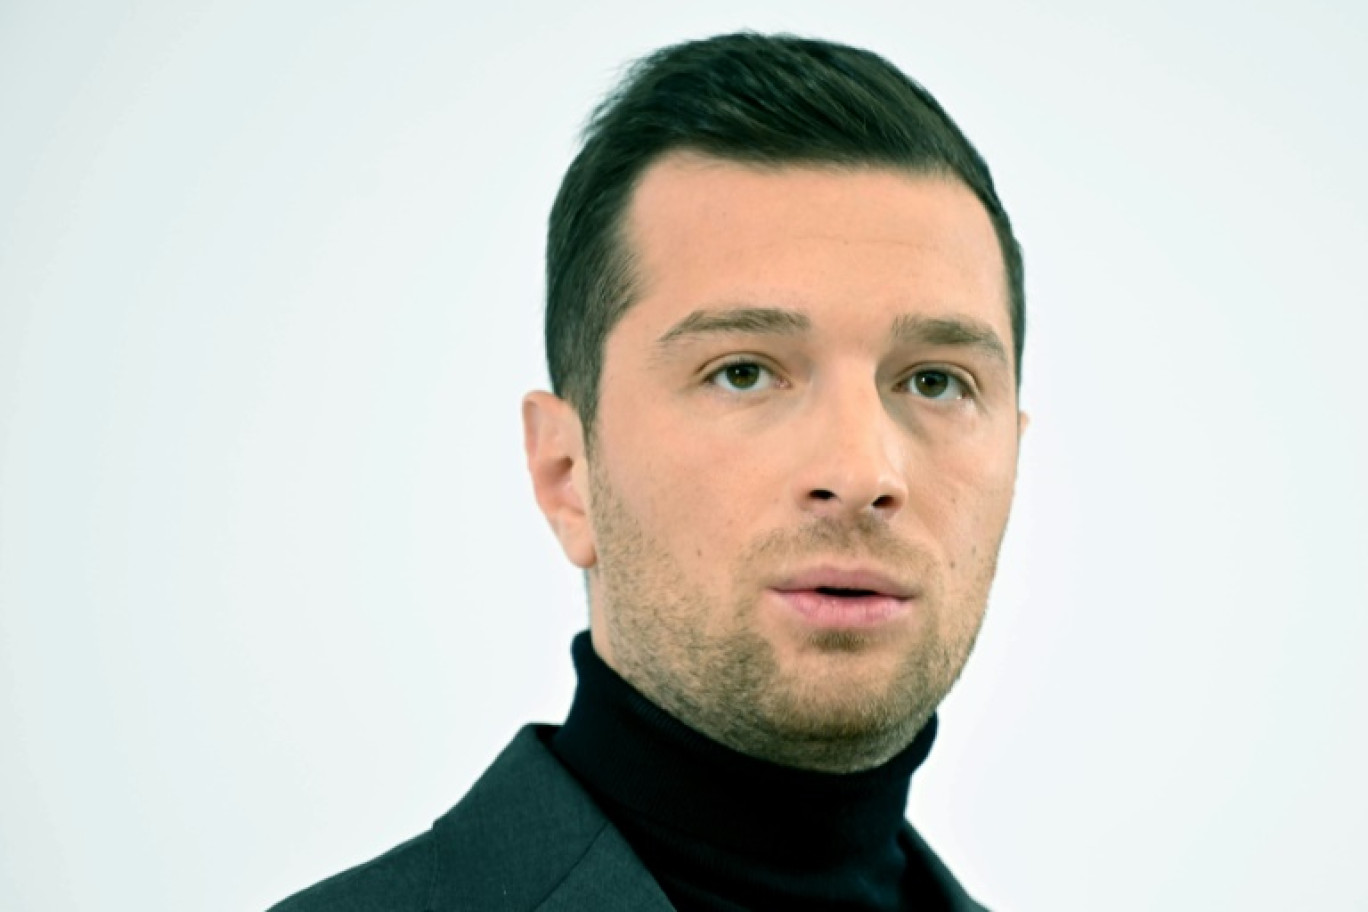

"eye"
[707,360,777,393]
[905,369,970,401]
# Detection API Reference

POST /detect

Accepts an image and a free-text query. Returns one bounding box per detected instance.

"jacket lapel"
[427,725,673,912]
[532,823,674,911]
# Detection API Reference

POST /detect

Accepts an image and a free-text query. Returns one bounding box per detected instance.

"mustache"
[743,513,927,567]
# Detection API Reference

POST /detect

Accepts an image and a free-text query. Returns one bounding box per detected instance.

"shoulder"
[266,830,435,912]
[266,725,636,912]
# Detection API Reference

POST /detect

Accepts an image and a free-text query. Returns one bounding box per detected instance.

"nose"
[792,381,909,522]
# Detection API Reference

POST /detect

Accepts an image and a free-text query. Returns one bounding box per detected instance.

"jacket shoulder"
[267,829,435,912]
[267,726,668,912]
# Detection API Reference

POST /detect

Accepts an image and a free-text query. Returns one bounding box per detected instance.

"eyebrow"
[654,305,1009,366]
[889,314,1010,365]
[655,306,812,349]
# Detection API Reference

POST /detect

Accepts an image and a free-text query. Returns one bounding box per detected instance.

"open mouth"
[769,567,915,628]
[771,585,910,628]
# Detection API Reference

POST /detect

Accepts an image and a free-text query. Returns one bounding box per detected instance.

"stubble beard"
[588,461,1001,773]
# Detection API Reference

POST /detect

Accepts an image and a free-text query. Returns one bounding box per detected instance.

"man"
[273,31,1025,912]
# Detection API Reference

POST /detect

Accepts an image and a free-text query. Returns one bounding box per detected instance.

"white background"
[2,1,1365,909]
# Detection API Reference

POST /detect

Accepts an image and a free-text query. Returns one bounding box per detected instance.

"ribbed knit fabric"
[551,632,943,912]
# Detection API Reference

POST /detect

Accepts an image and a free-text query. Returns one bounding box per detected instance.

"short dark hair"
[545,32,1024,438]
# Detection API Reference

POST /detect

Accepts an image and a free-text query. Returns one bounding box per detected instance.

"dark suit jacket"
[269,725,989,911]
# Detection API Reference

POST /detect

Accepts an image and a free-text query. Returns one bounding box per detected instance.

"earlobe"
[522,391,597,569]
[1017,410,1031,438]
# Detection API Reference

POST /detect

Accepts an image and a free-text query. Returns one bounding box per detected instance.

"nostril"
[810,489,837,501]
[872,493,897,508]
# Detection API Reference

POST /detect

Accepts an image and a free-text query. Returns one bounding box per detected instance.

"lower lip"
[768,589,912,629]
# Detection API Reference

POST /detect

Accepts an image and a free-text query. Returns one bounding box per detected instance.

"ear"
[1017,410,1031,439]
[522,391,596,569]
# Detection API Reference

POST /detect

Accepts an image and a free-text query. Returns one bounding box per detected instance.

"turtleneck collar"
[551,631,939,912]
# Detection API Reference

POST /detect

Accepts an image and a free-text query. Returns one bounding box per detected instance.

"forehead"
[616,152,1010,344]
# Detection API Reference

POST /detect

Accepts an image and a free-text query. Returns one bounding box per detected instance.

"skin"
[524,151,1026,773]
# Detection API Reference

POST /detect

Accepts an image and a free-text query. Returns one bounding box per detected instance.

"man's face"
[530,152,1024,772]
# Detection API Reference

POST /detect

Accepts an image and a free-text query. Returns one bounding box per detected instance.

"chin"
[760,654,937,741]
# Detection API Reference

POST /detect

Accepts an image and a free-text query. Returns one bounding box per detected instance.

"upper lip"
[770,565,918,600]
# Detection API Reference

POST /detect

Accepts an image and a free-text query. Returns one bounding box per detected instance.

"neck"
[681,710,934,775]
[551,632,938,911]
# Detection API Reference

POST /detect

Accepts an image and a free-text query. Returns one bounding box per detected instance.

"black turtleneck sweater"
[551,632,953,912]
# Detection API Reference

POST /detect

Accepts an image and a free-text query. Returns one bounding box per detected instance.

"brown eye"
[909,370,965,400]
[711,361,773,392]
[725,364,761,389]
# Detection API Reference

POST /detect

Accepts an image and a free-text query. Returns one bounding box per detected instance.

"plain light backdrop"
[2,1,1365,909]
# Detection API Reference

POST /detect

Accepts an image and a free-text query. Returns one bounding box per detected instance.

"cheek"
[605,412,769,564]
[910,438,1019,554]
